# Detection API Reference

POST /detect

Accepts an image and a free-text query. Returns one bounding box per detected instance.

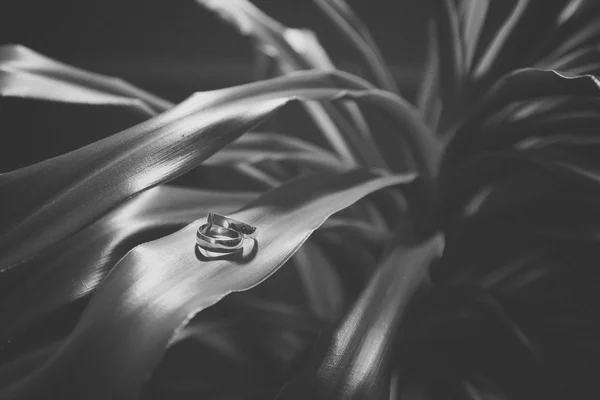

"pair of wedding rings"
[196,213,257,255]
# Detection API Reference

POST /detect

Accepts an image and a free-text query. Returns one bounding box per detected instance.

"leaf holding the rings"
[0,186,258,341]
[0,69,429,272]
[1,168,415,399]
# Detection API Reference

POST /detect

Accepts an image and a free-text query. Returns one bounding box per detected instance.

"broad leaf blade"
[1,169,414,399]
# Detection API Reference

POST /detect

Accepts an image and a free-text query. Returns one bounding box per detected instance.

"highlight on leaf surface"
[0,69,437,273]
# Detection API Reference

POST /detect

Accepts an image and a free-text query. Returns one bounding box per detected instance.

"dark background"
[0,0,428,100]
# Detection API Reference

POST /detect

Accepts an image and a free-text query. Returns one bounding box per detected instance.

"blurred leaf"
[277,228,443,399]
[0,45,173,172]
[472,0,571,89]
[207,132,344,171]
[292,241,345,323]
[444,68,600,166]
[460,0,490,71]
[417,21,442,132]
[536,2,600,67]
[431,0,464,121]
[0,186,258,340]
[1,169,414,399]
[313,0,397,93]
[197,0,391,170]
[0,68,155,117]
[0,45,172,113]
[144,296,323,399]
[0,69,415,272]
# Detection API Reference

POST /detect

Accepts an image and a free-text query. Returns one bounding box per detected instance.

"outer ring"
[208,213,257,238]
[196,223,243,251]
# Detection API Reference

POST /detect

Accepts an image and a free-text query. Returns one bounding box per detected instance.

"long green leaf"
[1,169,414,399]
[0,70,406,272]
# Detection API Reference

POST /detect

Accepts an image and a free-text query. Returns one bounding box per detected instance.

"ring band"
[196,223,243,251]
[208,213,257,238]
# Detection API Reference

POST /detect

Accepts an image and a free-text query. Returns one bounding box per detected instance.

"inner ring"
[209,213,257,238]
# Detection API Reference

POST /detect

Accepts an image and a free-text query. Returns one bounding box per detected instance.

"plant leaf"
[292,241,345,323]
[277,227,443,399]
[0,45,174,172]
[0,169,414,399]
[472,0,572,88]
[0,68,155,117]
[0,186,258,340]
[0,69,406,272]
[313,0,397,93]
[0,44,172,113]
[417,21,442,132]
[431,0,465,117]
[460,0,490,71]
[444,68,600,167]
[197,0,391,170]
[206,132,344,171]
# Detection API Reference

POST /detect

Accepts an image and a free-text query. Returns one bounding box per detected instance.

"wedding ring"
[196,223,243,252]
[208,213,257,238]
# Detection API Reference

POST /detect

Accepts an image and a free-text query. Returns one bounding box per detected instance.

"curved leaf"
[206,132,344,171]
[277,228,443,399]
[417,20,442,132]
[0,69,418,272]
[460,0,490,71]
[0,45,174,172]
[313,0,398,93]
[1,169,414,399]
[197,0,391,170]
[0,45,172,113]
[472,0,571,87]
[0,68,155,117]
[431,0,464,114]
[444,68,600,166]
[0,186,258,340]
